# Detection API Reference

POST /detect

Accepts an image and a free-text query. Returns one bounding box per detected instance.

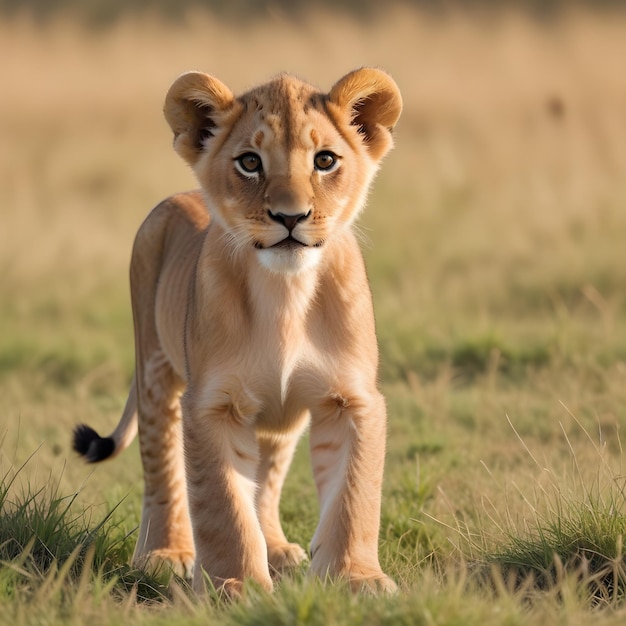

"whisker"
[217,224,257,264]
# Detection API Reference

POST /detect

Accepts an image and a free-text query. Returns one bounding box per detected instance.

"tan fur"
[81,68,402,595]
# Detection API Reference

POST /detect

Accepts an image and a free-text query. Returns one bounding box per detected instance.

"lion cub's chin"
[256,246,323,275]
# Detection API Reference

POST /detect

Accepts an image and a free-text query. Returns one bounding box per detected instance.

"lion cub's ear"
[329,68,402,162]
[163,72,235,166]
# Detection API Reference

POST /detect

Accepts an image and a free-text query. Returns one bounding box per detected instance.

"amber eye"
[314,151,338,172]
[235,152,263,175]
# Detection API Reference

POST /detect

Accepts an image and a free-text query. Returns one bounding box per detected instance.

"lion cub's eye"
[314,151,338,172]
[235,152,263,176]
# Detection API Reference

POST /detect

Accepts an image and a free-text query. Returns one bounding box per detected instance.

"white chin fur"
[257,246,322,275]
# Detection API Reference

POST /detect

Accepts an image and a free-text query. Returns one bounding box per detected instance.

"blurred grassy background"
[3,0,626,25]
[1,0,626,599]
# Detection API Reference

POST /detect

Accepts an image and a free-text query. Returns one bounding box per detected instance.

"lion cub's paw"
[268,542,308,576]
[207,577,244,599]
[202,574,274,599]
[349,572,398,595]
[134,549,195,581]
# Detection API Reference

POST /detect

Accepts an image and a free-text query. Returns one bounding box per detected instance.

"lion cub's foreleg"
[309,390,397,594]
[182,377,273,595]
[133,350,195,578]
[256,427,309,576]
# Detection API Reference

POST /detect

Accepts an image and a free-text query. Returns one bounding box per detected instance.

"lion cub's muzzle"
[268,209,311,232]
[260,209,317,249]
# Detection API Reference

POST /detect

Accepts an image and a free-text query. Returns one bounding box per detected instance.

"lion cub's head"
[164,68,402,274]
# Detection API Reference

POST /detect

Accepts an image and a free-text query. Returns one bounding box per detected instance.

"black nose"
[268,211,311,232]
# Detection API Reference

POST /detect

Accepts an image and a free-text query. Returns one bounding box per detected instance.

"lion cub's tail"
[72,377,138,462]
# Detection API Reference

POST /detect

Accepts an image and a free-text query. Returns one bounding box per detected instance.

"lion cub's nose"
[268,210,311,232]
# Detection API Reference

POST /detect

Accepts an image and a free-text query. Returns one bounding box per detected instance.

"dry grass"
[3,7,625,298]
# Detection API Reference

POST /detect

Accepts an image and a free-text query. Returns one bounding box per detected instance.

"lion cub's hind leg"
[256,427,309,577]
[133,349,195,580]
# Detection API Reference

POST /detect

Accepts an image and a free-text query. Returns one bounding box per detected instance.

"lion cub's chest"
[249,340,321,432]
[246,288,328,432]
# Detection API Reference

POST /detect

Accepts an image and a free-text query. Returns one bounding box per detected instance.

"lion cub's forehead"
[237,75,332,150]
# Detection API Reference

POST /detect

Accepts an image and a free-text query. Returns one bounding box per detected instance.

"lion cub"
[74,68,402,595]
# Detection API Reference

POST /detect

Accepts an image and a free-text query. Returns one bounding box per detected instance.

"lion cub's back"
[133,191,210,380]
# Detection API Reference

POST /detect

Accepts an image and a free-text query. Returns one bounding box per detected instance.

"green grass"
[2,249,626,625]
[3,454,626,625]
[0,455,175,617]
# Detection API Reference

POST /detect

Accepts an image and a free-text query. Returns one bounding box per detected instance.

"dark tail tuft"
[73,424,115,463]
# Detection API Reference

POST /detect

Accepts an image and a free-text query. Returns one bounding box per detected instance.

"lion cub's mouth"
[254,236,307,250]
[254,236,325,250]
[272,235,308,249]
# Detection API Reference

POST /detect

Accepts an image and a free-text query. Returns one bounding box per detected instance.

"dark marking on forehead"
[253,129,265,149]
[307,93,325,110]
[239,75,323,151]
